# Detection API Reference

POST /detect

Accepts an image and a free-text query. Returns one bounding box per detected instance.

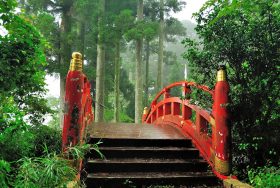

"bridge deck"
[87,123,186,139]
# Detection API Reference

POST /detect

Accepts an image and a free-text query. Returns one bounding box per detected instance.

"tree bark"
[157,0,164,92]
[95,0,105,122]
[79,22,86,59]
[135,0,144,123]
[59,1,73,128]
[59,75,65,128]
[144,40,150,107]
[114,42,120,122]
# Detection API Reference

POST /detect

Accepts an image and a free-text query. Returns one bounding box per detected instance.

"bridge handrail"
[142,66,231,180]
[149,81,213,115]
[152,81,213,104]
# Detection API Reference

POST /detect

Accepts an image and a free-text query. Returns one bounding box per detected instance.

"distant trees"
[18,0,92,126]
[111,10,134,122]
[144,0,186,92]
[183,0,280,182]
[17,0,187,124]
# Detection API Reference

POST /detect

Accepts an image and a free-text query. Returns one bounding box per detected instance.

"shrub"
[30,125,62,157]
[0,160,11,188]
[248,166,280,187]
[14,154,77,188]
[0,128,35,162]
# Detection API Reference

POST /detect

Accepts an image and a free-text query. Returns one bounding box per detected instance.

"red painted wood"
[213,79,230,175]
[142,79,231,179]
[62,68,93,151]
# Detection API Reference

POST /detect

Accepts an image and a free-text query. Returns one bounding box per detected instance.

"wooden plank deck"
[87,123,187,139]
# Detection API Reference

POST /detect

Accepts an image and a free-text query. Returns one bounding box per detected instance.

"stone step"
[86,171,220,188]
[89,146,200,159]
[86,158,209,173]
[90,138,192,148]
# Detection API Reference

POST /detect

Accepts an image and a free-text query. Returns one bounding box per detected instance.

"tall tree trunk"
[114,42,120,122]
[135,0,144,123]
[60,3,73,127]
[95,0,105,122]
[144,39,150,107]
[59,75,65,128]
[157,0,164,92]
[79,22,86,59]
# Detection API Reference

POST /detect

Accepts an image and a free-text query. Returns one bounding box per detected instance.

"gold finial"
[217,65,227,82]
[69,52,83,71]
[143,107,148,115]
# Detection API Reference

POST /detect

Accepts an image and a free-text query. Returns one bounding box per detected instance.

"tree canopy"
[183,0,280,182]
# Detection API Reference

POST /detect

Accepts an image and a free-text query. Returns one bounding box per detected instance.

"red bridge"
[62,52,240,187]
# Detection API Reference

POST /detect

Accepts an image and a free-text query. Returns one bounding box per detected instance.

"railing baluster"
[182,83,192,120]
[164,103,171,115]
[163,88,170,99]
[196,114,208,134]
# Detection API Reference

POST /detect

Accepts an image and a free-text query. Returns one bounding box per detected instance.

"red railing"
[62,52,94,176]
[142,67,231,179]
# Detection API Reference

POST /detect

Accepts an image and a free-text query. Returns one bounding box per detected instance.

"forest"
[0,0,279,187]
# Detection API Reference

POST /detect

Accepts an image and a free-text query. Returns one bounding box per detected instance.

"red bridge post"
[62,52,91,151]
[212,66,231,176]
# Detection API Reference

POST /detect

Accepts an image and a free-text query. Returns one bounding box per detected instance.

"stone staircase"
[84,136,221,187]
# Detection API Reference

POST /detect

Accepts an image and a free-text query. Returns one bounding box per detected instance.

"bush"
[248,166,280,188]
[14,153,77,188]
[0,129,35,162]
[0,160,11,188]
[30,125,61,157]
[0,122,61,162]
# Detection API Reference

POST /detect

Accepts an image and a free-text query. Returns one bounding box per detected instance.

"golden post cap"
[217,65,227,82]
[69,52,83,71]
[143,107,148,115]
[72,52,82,60]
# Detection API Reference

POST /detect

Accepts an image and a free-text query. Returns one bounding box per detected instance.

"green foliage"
[0,128,35,162]
[183,0,280,181]
[0,1,50,125]
[0,160,11,188]
[0,2,90,187]
[125,20,158,41]
[120,69,135,119]
[29,126,62,157]
[0,96,26,133]
[0,105,61,162]
[0,95,60,163]
[45,96,60,128]
[164,17,186,42]
[111,9,135,41]
[14,154,77,188]
[0,0,17,23]
[64,144,91,160]
[104,109,134,123]
[90,141,105,159]
[0,96,33,162]
[248,166,280,188]
[144,0,186,19]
